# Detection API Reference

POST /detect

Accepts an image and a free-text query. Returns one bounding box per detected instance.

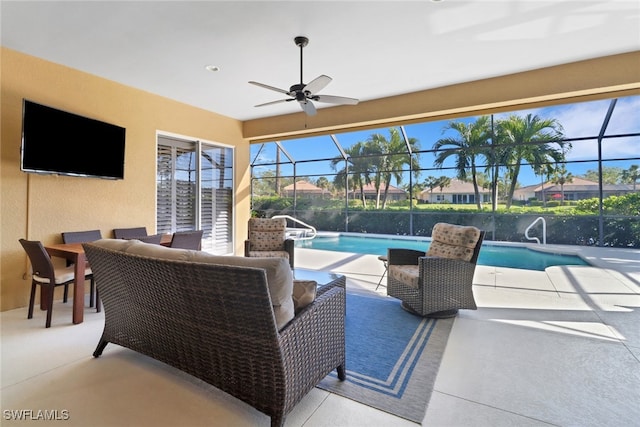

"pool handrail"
[525,217,546,244]
[272,215,317,241]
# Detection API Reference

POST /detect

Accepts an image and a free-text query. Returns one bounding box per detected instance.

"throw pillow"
[292,280,317,313]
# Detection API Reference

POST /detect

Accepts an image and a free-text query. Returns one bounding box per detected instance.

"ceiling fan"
[249,36,359,116]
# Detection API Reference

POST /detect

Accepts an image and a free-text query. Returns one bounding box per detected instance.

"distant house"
[513,177,635,202]
[350,182,406,201]
[419,179,491,204]
[282,180,328,198]
[513,183,540,202]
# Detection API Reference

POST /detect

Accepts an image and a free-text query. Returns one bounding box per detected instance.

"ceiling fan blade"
[249,81,290,95]
[313,94,359,105]
[254,99,292,107]
[299,100,317,116]
[303,75,332,95]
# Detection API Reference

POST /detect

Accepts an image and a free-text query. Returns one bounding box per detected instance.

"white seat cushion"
[33,266,92,284]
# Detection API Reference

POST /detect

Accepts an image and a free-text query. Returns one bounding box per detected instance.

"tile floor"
[1,245,639,426]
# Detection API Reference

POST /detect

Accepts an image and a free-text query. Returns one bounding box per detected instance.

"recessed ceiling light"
[205,65,220,72]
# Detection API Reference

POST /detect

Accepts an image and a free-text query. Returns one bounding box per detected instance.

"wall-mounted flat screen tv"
[20,99,126,179]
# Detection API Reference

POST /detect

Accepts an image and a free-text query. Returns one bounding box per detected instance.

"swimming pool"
[295,234,590,271]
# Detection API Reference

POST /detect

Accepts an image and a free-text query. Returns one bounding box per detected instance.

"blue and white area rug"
[317,293,454,423]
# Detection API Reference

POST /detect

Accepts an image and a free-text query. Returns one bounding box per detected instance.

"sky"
[251,95,640,188]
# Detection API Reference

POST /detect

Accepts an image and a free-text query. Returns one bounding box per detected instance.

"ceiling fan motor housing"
[290,83,307,101]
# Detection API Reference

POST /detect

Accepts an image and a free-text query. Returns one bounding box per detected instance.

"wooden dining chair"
[169,230,204,250]
[134,234,163,245]
[61,230,101,310]
[119,233,162,245]
[113,227,148,239]
[19,238,95,328]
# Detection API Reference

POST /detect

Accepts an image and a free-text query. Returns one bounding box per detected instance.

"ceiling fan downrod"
[294,36,309,85]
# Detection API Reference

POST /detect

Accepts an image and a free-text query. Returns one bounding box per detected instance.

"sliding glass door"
[157,134,234,254]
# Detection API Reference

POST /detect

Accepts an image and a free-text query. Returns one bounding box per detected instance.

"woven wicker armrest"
[418,256,478,284]
[388,248,425,266]
[280,278,345,337]
[277,277,346,417]
[314,274,346,298]
[418,255,475,267]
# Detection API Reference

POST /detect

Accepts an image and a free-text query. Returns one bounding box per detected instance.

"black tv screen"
[20,100,126,179]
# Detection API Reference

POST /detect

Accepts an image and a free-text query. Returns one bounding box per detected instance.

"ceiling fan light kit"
[249,36,359,116]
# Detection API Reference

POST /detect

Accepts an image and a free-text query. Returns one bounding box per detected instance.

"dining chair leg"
[27,281,36,319]
[63,284,69,303]
[45,285,55,328]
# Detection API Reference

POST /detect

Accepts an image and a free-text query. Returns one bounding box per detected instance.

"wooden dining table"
[44,234,173,324]
[44,242,87,324]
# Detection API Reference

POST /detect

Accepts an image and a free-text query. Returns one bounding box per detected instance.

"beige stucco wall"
[1,48,251,311]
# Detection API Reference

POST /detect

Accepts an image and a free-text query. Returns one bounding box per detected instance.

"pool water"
[296,235,590,271]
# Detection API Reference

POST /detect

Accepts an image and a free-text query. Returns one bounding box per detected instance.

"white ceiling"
[2,1,639,121]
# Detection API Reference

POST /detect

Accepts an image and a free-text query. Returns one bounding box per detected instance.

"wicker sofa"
[83,239,346,427]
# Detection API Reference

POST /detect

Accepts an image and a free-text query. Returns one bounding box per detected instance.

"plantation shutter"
[157,139,196,234]
[201,145,233,254]
[174,147,197,232]
[156,144,174,234]
[157,136,234,255]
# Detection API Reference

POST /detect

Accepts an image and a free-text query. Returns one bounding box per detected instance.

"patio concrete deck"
[295,245,640,426]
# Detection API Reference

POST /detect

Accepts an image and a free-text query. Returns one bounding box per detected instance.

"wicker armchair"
[387,223,485,318]
[245,217,295,269]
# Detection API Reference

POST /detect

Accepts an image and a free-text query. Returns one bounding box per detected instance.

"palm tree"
[316,176,331,198]
[496,114,566,208]
[330,141,371,208]
[437,176,451,201]
[366,128,420,209]
[533,162,555,207]
[433,116,491,210]
[550,163,573,205]
[622,164,640,190]
[360,135,385,209]
[423,176,440,203]
[484,123,512,210]
[407,181,425,204]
